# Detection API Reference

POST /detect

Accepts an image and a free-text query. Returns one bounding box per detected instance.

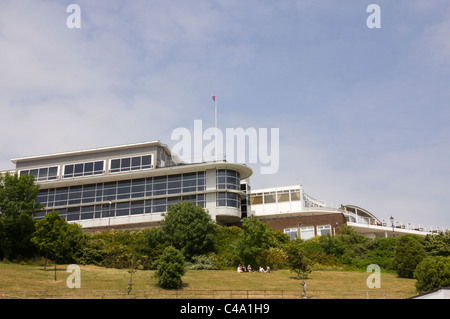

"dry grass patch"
[0,263,417,299]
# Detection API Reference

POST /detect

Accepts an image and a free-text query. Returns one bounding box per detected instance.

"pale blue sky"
[1,1,449,228]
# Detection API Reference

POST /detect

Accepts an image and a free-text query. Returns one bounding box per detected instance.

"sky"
[0,0,449,229]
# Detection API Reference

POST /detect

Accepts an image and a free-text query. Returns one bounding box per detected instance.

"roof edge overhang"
[11,140,171,165]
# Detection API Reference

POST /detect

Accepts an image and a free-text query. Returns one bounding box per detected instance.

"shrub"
[414,256,450,293]
[256,247,288,270]
[186,254,218,270]
[154,246,186,289]
[393,235,426,278]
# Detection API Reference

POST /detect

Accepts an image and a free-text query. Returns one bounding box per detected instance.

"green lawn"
[0,262,418,299]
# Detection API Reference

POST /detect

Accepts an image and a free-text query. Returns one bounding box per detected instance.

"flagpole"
[214,96,218,162]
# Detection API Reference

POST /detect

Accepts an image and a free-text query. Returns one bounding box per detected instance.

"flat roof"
[11,140,171,164]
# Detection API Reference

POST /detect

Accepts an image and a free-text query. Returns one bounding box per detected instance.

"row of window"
[36,172,206,208]
[110,155,153,173]
[19,154,154,182]
[284,225,332,240]
[35,195,206,222]
[251,189,301,205]
[63,161,105,178]
[19,166,59,182]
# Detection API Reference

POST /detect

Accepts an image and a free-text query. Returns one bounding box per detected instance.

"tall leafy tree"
[234,217,272,267]
[32,211,85,269]
[0,172,43,259]
[161,201,217,260]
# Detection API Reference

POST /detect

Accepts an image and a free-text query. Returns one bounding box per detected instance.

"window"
[63,161,104,178]
[264,192,276,204]
[290,189,301,201]
[277,190,290,202]
[109,155,153,173]
[251,193,263,205]
[216,192,240,208]
[300,226,315,240]
[317,225,331,236]
[20,166,59,181]
[284,228,298,240]
[216,169,240,191]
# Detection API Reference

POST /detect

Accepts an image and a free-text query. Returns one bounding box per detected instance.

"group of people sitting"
[237,264,270,273]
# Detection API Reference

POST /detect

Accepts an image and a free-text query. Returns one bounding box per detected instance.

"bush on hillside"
[414,256,450,292]
[154,246,186,289]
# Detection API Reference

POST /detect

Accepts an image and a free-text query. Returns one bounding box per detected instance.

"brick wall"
[257,213,347,237]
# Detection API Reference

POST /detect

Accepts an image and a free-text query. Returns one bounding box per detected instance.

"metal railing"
[0,289,414,299]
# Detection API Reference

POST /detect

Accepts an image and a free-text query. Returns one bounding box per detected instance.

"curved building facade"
[11,141,252,231]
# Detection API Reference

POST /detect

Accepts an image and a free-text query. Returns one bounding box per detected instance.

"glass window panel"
[131,179,145,198]
[131,156,141,170]
[38,168,48,180]
[217,169,226,177]
[277,191,290,202]
[264,193,276,204]
[317,225,331,236]
[290,190,300,201]
[116,202,130,216]
[64,165,74,178]
[142,155,152,168]
[29,169,38,178]
[251,194,263,205]
[74,163,83,177]
[84,162,93,175]
[121,158,130,171]
[300,226,315,240]
[145,178,153,196]
[48,167,58,179]
[81,206,95,220]
[284,228,298,240]
[110,159,120,172]
[94,161,104,174]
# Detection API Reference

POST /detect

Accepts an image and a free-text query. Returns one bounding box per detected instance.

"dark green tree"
[234,217,272,267]
[161,201,217,260]
[393,234,426,278]
[32,211,85,269]
[423,231,450,257]
[0,172,43,259]
[154,246,186,289]
[414,256,450,293]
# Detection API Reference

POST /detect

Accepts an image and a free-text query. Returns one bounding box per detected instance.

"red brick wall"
[257,213,347,236]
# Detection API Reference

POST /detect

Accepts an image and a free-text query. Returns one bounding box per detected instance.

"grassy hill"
[0,262,417,299]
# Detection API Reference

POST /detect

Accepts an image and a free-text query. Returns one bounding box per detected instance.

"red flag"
[212,94,216,102]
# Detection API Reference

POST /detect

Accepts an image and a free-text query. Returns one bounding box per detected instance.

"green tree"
[414,256,450,293]
[393,234,426,278]
[234,217,272,268]
[154,246,186,289]
[423,231,450,257]
[214,225,242,269]
[161,201,217,260]
[319,225,370,267]
[285,240,313,298]
[32,211,84,269]
[363,237,397,271]
[0,172,43,259]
